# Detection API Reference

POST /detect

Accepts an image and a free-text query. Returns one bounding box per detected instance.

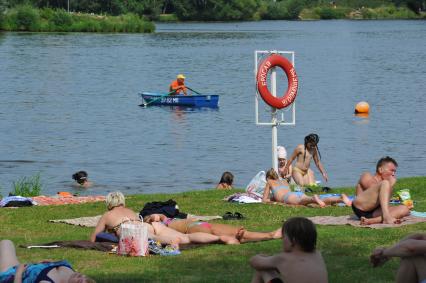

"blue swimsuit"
[0,260,73,283]
[271,182,304,203]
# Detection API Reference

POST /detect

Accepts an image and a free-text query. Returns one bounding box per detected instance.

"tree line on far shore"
[0,0,425,32]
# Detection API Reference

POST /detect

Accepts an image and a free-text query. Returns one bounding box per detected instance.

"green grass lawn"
[1,177,425,282]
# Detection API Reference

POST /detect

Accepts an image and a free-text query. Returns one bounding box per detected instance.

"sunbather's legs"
[321,194,352,206]
[396,256,426,283]
[0,240,20,272]
[360,205,409,225]
[292,169,307,187]
[188,223,280,243]
[307,168,316,186]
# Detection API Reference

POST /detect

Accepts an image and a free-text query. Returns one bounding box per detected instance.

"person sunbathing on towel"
[90,191,238,246]
[0,240,94,283]
[352,156,410,225]
[249,217,328,283]
[263,168,351,207]
[144,214,282,243]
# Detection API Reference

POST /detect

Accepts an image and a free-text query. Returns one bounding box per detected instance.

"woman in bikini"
[283,133,328,187]
[144,214,282,243]
[0,240,94,283]
[90,191,240,246]
[263,169,351,207]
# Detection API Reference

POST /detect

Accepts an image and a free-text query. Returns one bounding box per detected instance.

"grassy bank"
[299,4,424,20]
[0,6,155,33]
[1,177,425,282]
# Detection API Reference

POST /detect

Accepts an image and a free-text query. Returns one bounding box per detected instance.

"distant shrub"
[11,173,42,197]
[2,7,155,33]
[14,5,40,31]
[264,1,289,20]
[315,6,347,19]
[51,9,73,30]
[158,13,178,22]
[299,8,321,20]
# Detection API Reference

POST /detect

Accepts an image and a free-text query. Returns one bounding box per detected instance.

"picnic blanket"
[308,214,426,229]
[32,195,105,206]
[50,214,222,227]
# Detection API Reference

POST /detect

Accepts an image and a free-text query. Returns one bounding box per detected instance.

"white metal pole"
[68,0,70,12]
[271,67,278,172]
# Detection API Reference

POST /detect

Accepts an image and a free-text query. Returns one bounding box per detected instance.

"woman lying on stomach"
[90,191,240,247]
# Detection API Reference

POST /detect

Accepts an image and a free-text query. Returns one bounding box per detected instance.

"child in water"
[250,217,328,283]
[216,171,234,190]
[283,133,328,187]
[72,171,93,188]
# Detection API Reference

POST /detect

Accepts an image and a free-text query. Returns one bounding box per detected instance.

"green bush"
[158,13,178,22]
[315,6,347,19]
[264,1,289,20]
[11,173,42,197]
[14,4,40,31]
[51,9,73,30]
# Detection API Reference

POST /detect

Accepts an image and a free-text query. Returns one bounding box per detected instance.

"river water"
[0,20,425,196]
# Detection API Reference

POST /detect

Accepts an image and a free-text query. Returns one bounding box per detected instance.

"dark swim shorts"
[351,203,375,219]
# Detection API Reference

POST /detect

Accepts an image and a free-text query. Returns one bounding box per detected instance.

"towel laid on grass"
[308,214,426,229]
[32,195,105,206]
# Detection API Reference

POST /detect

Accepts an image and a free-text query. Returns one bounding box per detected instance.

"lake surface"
[0,20,425,196]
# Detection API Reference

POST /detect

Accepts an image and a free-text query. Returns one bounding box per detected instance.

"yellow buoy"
[355,101,369,114]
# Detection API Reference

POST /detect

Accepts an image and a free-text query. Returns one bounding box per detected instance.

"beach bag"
[246,171,267,198]
[117,221,148,256]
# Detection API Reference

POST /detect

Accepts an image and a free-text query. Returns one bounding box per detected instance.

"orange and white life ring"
[256,54,299,109]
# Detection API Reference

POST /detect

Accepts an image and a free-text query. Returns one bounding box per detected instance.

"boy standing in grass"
[249,217,328,283]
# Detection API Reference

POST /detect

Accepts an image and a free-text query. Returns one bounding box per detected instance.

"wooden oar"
[186,86,202,95]
[139,90,176,107]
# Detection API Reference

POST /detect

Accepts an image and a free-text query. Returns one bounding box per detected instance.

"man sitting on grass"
[352,156,410,225]
[370,233,426,283]
[249,217,328,283]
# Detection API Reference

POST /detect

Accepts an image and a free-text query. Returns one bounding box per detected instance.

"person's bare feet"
[360,216,372,225]
[313,194,326,208]
[341,193,352,207]
[220,235,240,245]
[271,228,282,239]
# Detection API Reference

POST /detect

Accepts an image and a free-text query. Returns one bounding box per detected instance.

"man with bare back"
[352,156,410,225]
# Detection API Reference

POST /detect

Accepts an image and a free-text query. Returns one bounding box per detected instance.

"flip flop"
[222,212,234,220]
[233,212,245,220]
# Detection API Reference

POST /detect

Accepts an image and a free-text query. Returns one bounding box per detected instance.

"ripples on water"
[0,20,425,196]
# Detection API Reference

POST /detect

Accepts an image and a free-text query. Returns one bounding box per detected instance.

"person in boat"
[144,213,282,243]
[249,217,328,283]
[72,170,93,188]
[263,168,351,207]
[352,156,410,225]
[90,191,239,246]
[216,171,234,190]
[282,134,327,188]
[370,232,426,283]
[0,240,94,283]
[277,146,292,183]
[169,74,188,95]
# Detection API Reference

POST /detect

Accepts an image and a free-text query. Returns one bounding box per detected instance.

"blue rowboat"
[140,92,219,108]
